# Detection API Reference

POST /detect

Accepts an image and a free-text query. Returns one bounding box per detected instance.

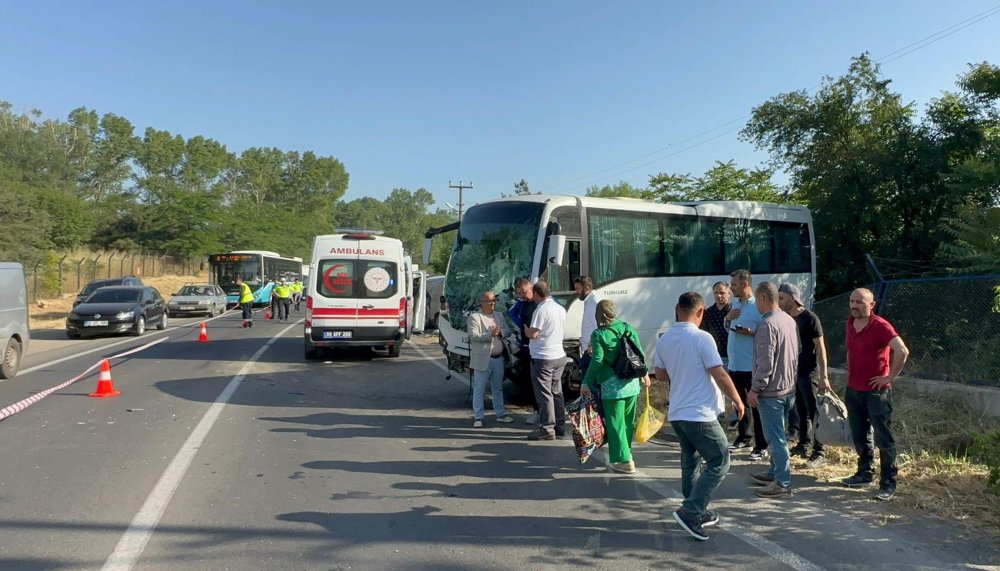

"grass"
[644,372,1000,538]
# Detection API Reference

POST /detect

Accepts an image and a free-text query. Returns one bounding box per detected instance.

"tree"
[584,181,651,199]
[740,54,971,295]
[513,179,531,195]
[648,160,790,203]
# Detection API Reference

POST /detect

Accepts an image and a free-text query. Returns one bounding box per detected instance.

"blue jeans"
[670,420,731,517]
[472,356,506,420]
[756,394,796,487]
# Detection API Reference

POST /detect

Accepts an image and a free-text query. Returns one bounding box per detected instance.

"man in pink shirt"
[842,288,910,501]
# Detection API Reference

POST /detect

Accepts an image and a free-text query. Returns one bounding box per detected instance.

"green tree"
[648,160,789,203]
[584,180,651,198]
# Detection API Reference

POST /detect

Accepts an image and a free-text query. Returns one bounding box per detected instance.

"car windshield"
[179,286,212,296]
[444,201,543,330]
[86,290,141,304]
[82,281,114,295]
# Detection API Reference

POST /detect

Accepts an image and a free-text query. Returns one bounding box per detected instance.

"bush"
[970,431,1000,491]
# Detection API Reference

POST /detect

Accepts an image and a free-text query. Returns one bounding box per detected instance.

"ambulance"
[304,230,412,359]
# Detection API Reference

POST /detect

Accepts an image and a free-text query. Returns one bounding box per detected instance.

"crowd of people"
[466,270,910,542]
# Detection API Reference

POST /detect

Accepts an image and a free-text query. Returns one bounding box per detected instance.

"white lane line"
[405,340,825,571]
[101,320,300,571]
[17,313,236,378]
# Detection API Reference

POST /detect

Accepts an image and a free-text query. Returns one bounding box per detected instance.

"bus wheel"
[388,343,401,358]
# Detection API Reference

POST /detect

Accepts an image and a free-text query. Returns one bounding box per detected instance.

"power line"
[536,3,1000,195]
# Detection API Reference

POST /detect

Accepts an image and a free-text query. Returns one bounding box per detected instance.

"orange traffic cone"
[198,322,209,343]
[89,359,121,398]
[264,307,272,320]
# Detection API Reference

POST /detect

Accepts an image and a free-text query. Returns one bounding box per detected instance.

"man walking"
[273,279,292,322]
[523,281,567,441]
[843,288,910,501]
[467,291,515,428]
[654,292,744,541]
[574,275,604,377]
[748,282,800,498]
[778,283,832,468]
[291,277,304,312]
[725,269,766,459]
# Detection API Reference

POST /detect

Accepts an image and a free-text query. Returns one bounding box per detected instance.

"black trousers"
[845,387,898,487]
[731,370,766,450]
[793,372,824,455]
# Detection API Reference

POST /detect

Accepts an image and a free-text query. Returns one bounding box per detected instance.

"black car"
[74,276,144,307]
[66,286,168,339]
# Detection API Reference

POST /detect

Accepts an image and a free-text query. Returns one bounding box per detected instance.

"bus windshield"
[444,201,544,330]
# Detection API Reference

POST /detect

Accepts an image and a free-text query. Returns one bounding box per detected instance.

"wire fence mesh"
[813,274,1000,387]
[24,251,206,303]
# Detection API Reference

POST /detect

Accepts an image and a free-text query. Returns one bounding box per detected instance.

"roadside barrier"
[0,336,168,422]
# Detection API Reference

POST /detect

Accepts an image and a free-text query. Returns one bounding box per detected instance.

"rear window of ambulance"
[317,259,398,299]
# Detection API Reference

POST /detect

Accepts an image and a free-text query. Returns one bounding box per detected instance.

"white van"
[0,263,30,379]
[305,230,411,359]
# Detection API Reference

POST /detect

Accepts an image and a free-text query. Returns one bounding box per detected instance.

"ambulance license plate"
[324,330,352,339]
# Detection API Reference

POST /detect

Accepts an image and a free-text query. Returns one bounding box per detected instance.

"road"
[1,309,997,570]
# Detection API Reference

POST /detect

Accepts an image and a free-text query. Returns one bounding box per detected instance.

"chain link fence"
[813,274,1000,387]
[25,252,206,303]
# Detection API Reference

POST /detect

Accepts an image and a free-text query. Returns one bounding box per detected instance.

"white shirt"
[654,322,725,423]
[579,290,605,353]
[529,298,567,360]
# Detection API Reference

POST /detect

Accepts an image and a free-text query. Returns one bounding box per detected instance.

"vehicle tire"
[157,312,168,330]
[132,316,146,336]
[388,343,401,358]
[0,337,21,379]
[305,345,318,360]
[66,331,81,340]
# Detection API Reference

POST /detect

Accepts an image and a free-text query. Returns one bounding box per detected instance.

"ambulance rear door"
[356,242,403,336]
[314,248,360,337]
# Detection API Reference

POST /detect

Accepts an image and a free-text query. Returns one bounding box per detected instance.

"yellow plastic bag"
[634,388,665,443]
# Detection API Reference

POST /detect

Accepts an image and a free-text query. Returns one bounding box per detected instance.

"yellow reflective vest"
[274,284,291,299]
[238,283,254,304]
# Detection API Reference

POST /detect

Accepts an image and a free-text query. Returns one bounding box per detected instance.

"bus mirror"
[547,235,566,266]
[423,238,432,265]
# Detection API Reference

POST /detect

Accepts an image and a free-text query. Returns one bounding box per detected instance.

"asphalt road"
[1,309,998,570]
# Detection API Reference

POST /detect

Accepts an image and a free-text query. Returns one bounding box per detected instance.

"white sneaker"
[496,415,514,423]
[525,411,539,425]
[473,420,483,428]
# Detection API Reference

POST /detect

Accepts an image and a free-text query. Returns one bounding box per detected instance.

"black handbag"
[611,327,648,379]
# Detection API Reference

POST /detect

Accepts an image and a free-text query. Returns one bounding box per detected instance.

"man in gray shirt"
[747,282,800,498]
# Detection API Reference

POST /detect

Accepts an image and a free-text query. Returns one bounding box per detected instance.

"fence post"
[57,253,69,296]
[33,260,42,302]
[151,255,156,277]
[76,258,87,292]
[93,254,102,281]
[108,252,115,278]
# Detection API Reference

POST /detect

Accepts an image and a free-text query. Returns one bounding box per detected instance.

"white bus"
[430,195,815,390]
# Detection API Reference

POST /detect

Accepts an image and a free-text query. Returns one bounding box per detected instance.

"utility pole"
[448,180,473,221]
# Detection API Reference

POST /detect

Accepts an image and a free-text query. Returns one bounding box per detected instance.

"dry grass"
[30,272,208,330]
[645,372,1000,538]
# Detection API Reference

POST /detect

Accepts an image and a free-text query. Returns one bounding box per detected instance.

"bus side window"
[546,239,580,293]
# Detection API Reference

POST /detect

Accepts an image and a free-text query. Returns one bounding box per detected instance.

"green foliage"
[970,431,1000,491]
[513,179,532,195]
[936,204,1000,274]
[647,160,791,203]
[584,181,652,198]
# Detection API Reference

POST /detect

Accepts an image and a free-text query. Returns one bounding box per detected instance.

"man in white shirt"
[523,280,568,441]
[574,275,605,377]
[654,291,744,542]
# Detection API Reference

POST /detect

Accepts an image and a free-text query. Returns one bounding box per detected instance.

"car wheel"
[0,337,21,379]
[132,316,146,336]
[66,331,81,340]
[388,343,401,358]
[157,311,168,330]
[305,345,318,360]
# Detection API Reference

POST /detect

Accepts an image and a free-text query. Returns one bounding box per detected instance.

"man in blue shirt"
[725,269,766,460]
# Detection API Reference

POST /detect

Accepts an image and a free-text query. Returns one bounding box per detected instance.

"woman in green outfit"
[581,299,651,474]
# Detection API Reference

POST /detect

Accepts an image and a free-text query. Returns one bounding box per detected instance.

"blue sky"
[2,1,997,209]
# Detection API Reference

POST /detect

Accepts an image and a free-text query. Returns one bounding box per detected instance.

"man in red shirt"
[843,288,910,501]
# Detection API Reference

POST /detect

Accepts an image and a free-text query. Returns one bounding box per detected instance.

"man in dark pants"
[512,277,539,424]
[778,283,833,468]
[843,288,910,501]
[523,281,567,441]
[724,269,766,460]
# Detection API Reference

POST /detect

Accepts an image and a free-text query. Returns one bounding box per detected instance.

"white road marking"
[405,339,825,571]
[101,321,300,571]
[17,313,236,378]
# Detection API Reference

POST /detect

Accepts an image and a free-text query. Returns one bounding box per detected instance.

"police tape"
[0,336,170,423]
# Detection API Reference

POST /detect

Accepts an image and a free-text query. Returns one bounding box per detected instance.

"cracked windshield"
[444,202,543,330]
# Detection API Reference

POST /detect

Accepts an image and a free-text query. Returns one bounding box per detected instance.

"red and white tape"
[0,336,170,422]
